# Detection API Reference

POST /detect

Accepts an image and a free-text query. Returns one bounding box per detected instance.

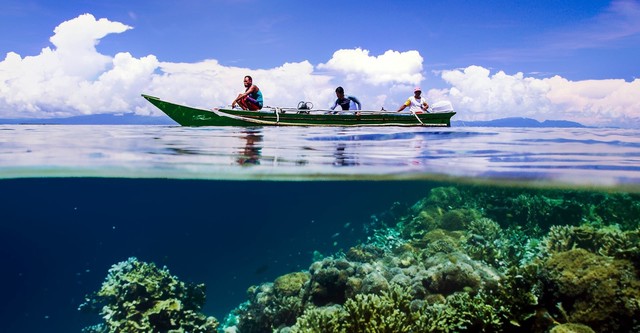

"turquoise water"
[1,125,639,332]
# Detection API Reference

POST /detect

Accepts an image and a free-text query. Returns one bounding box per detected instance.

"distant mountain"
[452,117,586,128]
[0,113,175,125]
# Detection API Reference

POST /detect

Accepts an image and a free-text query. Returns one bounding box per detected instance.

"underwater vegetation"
[79,257,218,333]
[81,185,640,332]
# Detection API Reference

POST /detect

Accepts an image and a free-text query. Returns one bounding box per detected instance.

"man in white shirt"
[397,87,429,113]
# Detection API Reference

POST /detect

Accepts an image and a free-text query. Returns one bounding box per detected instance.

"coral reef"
[230,243,504,332]
[290,285,503,333]
[549,323,595,333]
[541,224,640,262]
[232,278,308,332]
[220,185,639,333]
[79,257,218,333]
[541,248,640,332]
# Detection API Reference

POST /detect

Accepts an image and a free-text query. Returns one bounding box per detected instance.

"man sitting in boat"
[329,86,361,114]
[397,87,429,113]
[232,75,264,111]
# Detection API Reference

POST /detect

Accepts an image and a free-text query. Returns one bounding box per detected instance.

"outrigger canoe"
[142,94,455,127]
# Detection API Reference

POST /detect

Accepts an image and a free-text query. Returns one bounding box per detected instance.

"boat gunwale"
[212,107,455,127]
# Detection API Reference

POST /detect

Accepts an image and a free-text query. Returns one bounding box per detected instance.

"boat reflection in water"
[333,143,359,166]
[236,129,262,165]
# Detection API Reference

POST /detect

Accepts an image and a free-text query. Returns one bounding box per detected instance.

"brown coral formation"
[542,248,640,332]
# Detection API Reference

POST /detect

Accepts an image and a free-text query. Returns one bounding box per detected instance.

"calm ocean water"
[1,124,639,332]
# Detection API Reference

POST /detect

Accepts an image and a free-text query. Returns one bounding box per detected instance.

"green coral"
[419,292,503,332]
[464,217,502,266]
[79,257,218,333]
[423,186,465,210]
[345,244,384,263]
[341,286,413,332]
[440,208,481,231]
[274,272,309,297]
[587,192,640,230]
[234,282,306,333]
[397,187,471,240]
[457,187,639,233]
[419,228,465,257]
[402,209,440,238]
[290,305,348,333]
[291,285,503,333]
[542,249,640,332]
[541,224,640,261]
[481,263,544,329]
[549,323,595,333]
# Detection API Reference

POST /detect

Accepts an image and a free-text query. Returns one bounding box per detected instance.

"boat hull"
[142,94,455,127]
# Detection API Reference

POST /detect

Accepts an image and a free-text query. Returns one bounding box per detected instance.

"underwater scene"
[1,125,640,333]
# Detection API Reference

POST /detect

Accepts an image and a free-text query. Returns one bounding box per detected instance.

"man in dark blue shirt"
[329,86,361,113]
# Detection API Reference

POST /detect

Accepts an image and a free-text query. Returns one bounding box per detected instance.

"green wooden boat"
[142,94,455,127]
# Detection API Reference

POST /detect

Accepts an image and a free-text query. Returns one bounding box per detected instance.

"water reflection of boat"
[142,94,455,127]
[333,143,359,166]
[237,130,262,165]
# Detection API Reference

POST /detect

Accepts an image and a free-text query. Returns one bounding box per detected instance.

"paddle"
[410,110,425,125]
[408,102,428,125]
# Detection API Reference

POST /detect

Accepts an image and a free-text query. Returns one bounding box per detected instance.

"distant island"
[0,113,175,125]
[0,114,586,128]
[451,117,586,128]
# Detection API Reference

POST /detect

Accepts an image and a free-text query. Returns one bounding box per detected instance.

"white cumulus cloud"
[318,48,424,86]
[0,14,145,117]
[428,66,640,128]
[0,14,638,128]
[0,15,424,118]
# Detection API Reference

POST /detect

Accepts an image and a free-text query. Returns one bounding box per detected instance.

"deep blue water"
[1,125,639,332]
[2,178,441,332]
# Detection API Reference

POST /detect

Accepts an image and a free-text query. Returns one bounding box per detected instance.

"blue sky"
[1,0,639,127]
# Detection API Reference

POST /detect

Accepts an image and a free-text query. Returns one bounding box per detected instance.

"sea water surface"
[1,124,639,333]
[3,125,640,185]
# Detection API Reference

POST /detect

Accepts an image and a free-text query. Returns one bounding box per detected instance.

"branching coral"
[417,292,504,333]
[341,285,413,333]
[540,225,640,262]
[292,285,504,333]
[290,305,348,333]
